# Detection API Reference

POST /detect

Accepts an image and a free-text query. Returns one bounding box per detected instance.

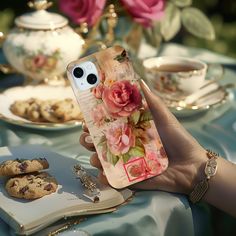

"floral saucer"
[162,83,233,117]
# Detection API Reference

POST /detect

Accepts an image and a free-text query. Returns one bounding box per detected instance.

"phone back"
[67,46,168,189]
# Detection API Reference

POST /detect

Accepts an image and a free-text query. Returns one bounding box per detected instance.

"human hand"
[80,80,206,194]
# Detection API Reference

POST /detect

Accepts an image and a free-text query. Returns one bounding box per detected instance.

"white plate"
[0,85,82,130]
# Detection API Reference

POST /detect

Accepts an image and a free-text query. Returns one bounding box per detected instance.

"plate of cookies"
[0,85,83,130]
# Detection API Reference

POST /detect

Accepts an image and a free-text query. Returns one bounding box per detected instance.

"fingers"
[90,153,102,169]
[90,153,109,185]
[140,79,180,127]
[79,132,96,152]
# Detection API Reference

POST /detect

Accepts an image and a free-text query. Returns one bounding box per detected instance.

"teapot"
[1,0,85,83]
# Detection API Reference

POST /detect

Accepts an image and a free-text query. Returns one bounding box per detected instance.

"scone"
[0,158,49,176]
[5,172,58,199]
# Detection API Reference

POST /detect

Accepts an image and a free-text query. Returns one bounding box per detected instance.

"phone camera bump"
[87,74,97,85]
[73,67,84,78]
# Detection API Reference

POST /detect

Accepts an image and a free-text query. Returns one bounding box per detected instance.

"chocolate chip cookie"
[0,158,49,176]
[5,172,58,199]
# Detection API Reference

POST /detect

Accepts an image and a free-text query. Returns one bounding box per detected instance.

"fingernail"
[140,79,151,92]
[85,135,93,144]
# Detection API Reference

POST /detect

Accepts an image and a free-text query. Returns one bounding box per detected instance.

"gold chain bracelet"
[189,150,218,204]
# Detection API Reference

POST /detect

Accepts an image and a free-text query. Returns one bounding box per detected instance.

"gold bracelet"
[189,150,218,204]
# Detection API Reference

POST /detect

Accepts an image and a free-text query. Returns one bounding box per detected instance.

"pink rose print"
[102,80,142,118]
[121,0,165,27]
[59,0,106,27]
[106,121,135,155]
[91,104,107,126]
[33,54,47,68]
[92,84,104,99]
[128,164,144,177]
[146,151,162,175]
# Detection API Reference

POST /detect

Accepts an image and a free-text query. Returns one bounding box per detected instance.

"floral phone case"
[67,46,168,189]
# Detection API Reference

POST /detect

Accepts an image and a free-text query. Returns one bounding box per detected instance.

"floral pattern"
[23,49,60,73]
[88,49,168,182]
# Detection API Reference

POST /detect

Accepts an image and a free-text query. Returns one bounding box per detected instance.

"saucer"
[0,85,82,130]
[163,84,232,117]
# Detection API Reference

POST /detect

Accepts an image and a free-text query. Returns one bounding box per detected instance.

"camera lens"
[73,67,84,78]
[87,74,97,85]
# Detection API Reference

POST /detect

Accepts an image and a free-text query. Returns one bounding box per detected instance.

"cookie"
[5,172,58,199]
[52,99,83,122]
[0,158,49,176]
[26,99,44,122]
[40,100,62,123]
[10,100,30,117]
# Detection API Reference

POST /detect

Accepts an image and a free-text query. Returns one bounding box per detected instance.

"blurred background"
[0,0,236,58]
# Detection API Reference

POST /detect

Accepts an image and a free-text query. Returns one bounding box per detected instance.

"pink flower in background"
[106,122,135,155]
[91,104,107,126]
[92,84,104,99]
[102,80,142,118]
[121,0,165,27]
[59,0,106,26]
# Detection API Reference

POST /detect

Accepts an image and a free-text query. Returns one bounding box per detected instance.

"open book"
[0,145,133,235]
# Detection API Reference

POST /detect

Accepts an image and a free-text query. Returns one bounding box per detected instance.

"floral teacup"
[143,56,209,97]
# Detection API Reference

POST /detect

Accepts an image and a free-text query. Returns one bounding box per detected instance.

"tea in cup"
[143,56,208,96]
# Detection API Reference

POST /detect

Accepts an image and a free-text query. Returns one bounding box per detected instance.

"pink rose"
[59,0,106,27]
[146,151,162,175]
[33,54,46,68]
[102,80,142,118]
[91,104,107,126]
[121,0,165,27]
[92,84,104,99]
[105,121,135,155]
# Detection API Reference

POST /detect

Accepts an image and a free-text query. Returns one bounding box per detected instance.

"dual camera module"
[72,61,99,91]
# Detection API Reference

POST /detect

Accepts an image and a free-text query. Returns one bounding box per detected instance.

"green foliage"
[160,2,181,41]
[171,0,192,7]
[181,7,215,40]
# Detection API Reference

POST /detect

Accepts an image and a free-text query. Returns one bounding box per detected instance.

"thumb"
[139,79,179,127]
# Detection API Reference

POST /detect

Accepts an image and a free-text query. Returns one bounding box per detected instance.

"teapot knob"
[28,0,53,11]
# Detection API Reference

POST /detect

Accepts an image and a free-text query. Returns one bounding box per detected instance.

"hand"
[80,80,206,194]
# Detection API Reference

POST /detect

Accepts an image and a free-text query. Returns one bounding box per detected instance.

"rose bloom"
[121,0,165,27]
[33,54,47,68]
[92,84,104,99]
[106,121,135,155]
[59,0,106,26]
[91,104,107,126]
[102,80,142,118]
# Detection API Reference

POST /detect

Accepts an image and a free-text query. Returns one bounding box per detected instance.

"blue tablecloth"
[1,43,236,235]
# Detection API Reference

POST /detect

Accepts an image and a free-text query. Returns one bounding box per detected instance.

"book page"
[0,145,132,234]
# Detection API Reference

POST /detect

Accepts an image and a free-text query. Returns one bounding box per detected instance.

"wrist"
[185,148,208,194]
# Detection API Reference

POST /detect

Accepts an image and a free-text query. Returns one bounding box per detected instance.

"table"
[0,43,236,236]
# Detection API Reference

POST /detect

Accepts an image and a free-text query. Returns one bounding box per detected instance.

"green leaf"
[181,7,215,40]
[107,150,119,166]
[139,111,152,122]
[122,153,131,163]
[98,135,106,146]
[130,111,140,125]
[128,146,145,157]
[139,121,151,129]
[160,2,181,41]
[171,0,192,7]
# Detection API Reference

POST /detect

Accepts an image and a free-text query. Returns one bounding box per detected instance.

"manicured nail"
[85,135,93,144]
[140,79,151,92]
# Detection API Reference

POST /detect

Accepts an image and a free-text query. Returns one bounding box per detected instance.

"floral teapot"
[1,0,84,83]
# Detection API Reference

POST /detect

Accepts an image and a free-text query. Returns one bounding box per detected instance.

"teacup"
[143,56,208,96]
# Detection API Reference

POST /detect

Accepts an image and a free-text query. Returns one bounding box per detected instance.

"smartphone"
[67,46,168,189]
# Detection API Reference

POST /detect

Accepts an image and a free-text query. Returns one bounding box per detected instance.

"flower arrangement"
[58,0,215,51]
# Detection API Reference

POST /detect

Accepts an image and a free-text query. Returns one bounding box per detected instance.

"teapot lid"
[15,0,68,30]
